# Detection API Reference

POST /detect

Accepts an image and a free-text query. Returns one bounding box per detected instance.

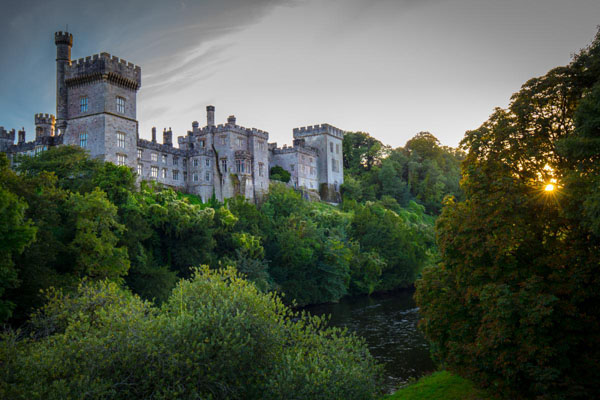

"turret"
[35,113,56,138]
[227,115,236,125]
[18,128,26,144]
[55,31,73,135]
[207,105,215,127]
[163,127,172,147]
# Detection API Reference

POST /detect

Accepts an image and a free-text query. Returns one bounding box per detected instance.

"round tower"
[35,113,56,138]
[55,31,73,134]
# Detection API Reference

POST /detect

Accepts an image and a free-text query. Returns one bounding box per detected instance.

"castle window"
[205,172,210,182]
[332,159,339,173]
[221,158,227,172]
[183,171,187,181]
[290,164,294,171]
[193,159,199,167]
[237,137,245,148]
[137,164,142,176]
[235,159,244,173]
[183,159,187,167]
[330,142,333,153]
[199,140,205,148]
[336,144,340,154]
[79,132,87,148]
[173,170,179,180]
[173,156,178,166]
[117,154,127,166]
[80,97,88,113]
[151,166,158,178]
[116,97,125,113]
[205,159,210,167]
[117,132,125,148]
[193,173,199,182]
[162,154,167,164]
[162,168,167,179]
[220,136,226,145]
[151,153,158,162]
[259,162,264,177]
[137,149,142,159]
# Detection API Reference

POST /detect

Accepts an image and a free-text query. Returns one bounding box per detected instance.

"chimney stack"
[152,127,157,143]
[207,105,215,127]
[227,115,236,125]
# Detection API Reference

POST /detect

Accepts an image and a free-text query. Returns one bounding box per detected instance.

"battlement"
[35,113,56,125]
[293,123,344,139]
[65,52,141,90]
[54,31,73,46]
[0,127,16,141]
[271,143,318,156]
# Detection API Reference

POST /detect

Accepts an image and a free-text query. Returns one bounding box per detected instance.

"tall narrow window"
[183,171,187,181]
[116,97,125,113]
[162,154,167,164]
[205,172,210,182]
[137,164,142,176]
[117,154,127,166]
[80,97,88,113]
[330,142,333,153]
[151,166,158,178]
[79,132,87,147]
[173,156,178,166]
[137,149,142,159]
[117,132,125,148]
[151,153,158,162]
[194,159,199,167]
[193,173,199,182]
[205,159,210,167]
[259,162,264,177]
[235,159,242,173]
[221,158,227,172]
[162,168,167,179]
[336,143,340,154]
[173,170,179,180]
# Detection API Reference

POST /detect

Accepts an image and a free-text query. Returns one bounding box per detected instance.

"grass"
[384,371,492,400]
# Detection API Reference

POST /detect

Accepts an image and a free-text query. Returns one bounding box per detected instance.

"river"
[304,289,436,393]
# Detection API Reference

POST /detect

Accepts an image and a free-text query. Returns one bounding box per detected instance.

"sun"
[544,183,555,192]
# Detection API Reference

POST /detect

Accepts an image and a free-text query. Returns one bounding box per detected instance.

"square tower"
[292,124,344,202]
[58,43,141,168]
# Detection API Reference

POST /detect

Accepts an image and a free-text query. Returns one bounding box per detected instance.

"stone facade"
[0,31,344,203]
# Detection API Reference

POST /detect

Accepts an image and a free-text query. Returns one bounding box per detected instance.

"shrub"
[1,267,382,399]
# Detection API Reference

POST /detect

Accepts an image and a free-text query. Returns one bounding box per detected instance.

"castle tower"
[55,31,73,135]
[35,113,56,138]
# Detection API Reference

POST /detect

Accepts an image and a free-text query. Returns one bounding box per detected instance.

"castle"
[0,31,344,203]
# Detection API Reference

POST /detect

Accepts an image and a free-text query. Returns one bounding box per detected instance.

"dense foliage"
[0,143,437,323]
[342,131,464,214]
[1,267,381,399]
[416,30,600,398]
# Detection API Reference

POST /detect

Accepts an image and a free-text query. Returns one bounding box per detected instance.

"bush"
[1,267,382,399]
[269,166,291,183]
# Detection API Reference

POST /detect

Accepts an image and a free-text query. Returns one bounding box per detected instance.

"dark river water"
[304,289,436,393]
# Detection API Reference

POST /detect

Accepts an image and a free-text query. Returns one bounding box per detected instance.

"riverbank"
[384,371,492,400]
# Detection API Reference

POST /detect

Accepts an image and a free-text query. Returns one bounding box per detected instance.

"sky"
[1,0,599,148]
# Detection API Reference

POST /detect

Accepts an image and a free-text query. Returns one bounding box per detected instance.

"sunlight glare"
[544,183,555,192]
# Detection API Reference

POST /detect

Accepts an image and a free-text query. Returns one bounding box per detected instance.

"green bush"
[269,165,291,183]
[1,267,382,399]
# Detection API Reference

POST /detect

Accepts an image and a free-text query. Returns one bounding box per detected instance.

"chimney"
[18,128,26,144]
[207,105,215,127]
[152,127,157,143]
[164,127,172,147]
[192,121,199,132]
[227,115,236,125]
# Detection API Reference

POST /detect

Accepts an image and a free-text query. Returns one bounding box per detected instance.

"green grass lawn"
[385,371,493,400]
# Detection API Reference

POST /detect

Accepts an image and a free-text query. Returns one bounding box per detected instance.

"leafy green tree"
[0,156,36,321]
[1,268,382,399]
[416,30,600,399]
[269,165,291,183]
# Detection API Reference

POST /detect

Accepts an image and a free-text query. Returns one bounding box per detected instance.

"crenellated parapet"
[293,123,344,139]
[66,52,141,90]
[35,113,56,126]
[54,31,73,46]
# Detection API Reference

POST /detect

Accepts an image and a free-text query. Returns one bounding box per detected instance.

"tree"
[1,268,382,399]
[416,29,600,399]
[269,165,291,183]
[0,155,36,321]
